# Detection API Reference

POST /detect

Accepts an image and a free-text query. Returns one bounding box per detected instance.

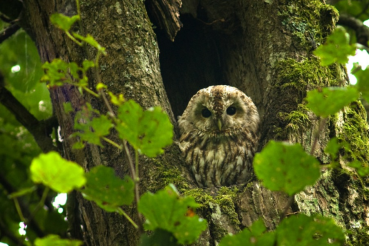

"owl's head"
[178,85,259,137]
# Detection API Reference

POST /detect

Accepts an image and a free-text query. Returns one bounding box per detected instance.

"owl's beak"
[217,119,222,131]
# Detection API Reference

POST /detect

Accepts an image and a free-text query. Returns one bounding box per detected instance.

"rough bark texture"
[7,0,369,245]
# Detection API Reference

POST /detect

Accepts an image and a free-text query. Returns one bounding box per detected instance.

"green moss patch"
[278,0,338,49]
[339,101,369,165]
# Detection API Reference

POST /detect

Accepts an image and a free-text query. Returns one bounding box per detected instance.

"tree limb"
[338,14,369,48]
[0,24,20,44]
[0,73,58,153]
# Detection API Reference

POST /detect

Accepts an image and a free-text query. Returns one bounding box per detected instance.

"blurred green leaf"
[35,234,82,246]
[306,87,359,117]
[116,100,173,157]
[9,82,52,120]
[219,219,275,246]
[353,67,369,102]
[82,166,134,212]
[0,26,43,93]
[314,27,356,66]
[41,59,71,86]
[348,160,369,177]
[253,141,320,196]
[82,60,95,71]
[30,151,86,193]
[50,14,80,31]
[138,185,207,244]
[324,137,340,160]
[276,214,345,246]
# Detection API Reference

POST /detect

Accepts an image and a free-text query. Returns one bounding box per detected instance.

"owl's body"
[178,85,259,187]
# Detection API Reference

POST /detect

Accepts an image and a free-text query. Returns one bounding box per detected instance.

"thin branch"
[0,74,58,153]
[0,24,20,44]
[338,14,369,48]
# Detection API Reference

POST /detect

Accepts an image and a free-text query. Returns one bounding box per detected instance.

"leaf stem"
[30,187,50,219]
[99,89,115,117]
[103,137,122,149]
[83,86,100,98]
[116,207,138,229]
[66,31,83,46]
[76,0,81,17]
[135,149,139,182]
[13,198,25,222]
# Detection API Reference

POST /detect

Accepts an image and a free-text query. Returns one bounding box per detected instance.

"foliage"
[82,166,134,211]
[138,185,207,244]
[1,0,369,246]
[313,27,356,66]
[30,152,86,193]
[254,141,320,196]
[219,215,345,246]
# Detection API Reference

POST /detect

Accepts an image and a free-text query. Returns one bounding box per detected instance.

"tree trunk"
[12,0,369,245]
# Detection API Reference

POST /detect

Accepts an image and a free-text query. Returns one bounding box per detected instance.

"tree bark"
[8,0,369,245]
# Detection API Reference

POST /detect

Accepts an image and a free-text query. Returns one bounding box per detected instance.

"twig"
[338,14,369,48]
[0,24,20,44]
[98,88,143,231]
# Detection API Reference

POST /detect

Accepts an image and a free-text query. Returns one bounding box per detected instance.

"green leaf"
[109,92,125,106]
[82,60,95,71]
[353,67,369,102]
[50,14,80,31]
[138,185,207,244]
[314,27,356,66]
[35,234,83,246]
[219,219,275,246]
[73,105,113,146]
[0,28,43,93]
[276,214,345,246]
[253,141,320,196]
[41,59,70,86]
[73,33,107,54]
[306,87,359,117]
[324,138,340,160]
[82,166,134,212]
[30,151,86,193]
[348,160,369,177]
[116,100,173,157]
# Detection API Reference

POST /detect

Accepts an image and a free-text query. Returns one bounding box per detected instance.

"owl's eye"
[226,106,236,115]
[201,108,212,118]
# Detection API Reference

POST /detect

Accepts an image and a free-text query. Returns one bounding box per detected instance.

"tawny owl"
[178,85,260,187]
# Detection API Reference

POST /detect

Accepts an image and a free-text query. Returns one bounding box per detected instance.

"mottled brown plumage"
[178,85,259,187]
